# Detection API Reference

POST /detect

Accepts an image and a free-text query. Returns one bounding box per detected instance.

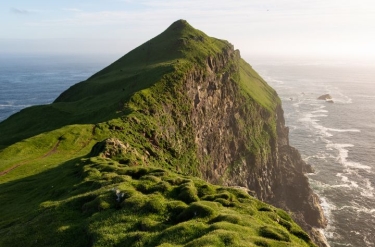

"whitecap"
[292,101,304,108]
[363,236,372,247]
[317,228,332,247]
[330,184,352,189]
[320,197,336,213]
[334,173,359,188]
[319,196,336,239]
[326,128,360,133]
[311,109,329,114]
[360,178,374,198]
[312,123,333,138]
[268,78,284,85]
[0,104,31,109]
[345,161,371,170]
[299,113,316,122]
[326,143,371,170]
[313,114,328,118]
[335,91,353,104]
[297,109,344,138]
[337,205,375,216]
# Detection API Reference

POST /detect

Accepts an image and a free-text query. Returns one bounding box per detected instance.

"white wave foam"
[337,204,375,216]
[268,78,284,85]
[299,114,333,137]
[300,115,360,138]
[322,85,353,104]
[315,114,328,118]
[317,228,332,247]
[318,196,337,242]
[299,113,319,123]
[311,109,328,114]
[320,197,336,219]
[292,101,303,108]
[0,104,31,108]
[334,167,375,199]
[335,91,353,104]
[309,103,325,107]
[360,178,374,198]
[326,128,360,133]
[334,173,359,188]
[326,143,371,170]
[297,104,357,138]
[364,235,374,247]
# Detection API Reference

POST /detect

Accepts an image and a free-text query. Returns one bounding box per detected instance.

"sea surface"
[1,54,374,246]
[253,60,375,247]
[0,54,114,122]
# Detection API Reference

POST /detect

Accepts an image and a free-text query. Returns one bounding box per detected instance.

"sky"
[1,0,375,62]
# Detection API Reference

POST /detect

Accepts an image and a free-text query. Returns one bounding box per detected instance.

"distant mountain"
[0,20,326,247]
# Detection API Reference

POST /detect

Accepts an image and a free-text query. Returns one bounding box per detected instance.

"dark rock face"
[318,94,334,103]
[317,94,332,100]
[179,46,327,246]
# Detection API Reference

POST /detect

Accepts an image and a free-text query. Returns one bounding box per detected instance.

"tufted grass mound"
[0,156,316,247]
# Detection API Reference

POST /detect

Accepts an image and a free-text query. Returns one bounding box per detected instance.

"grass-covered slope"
[0,151,315,247]
[0,20,316,246]
[0,19,279,180]
[0,20,229,149]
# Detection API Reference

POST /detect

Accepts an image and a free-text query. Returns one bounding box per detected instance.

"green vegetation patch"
[0,155,316,247]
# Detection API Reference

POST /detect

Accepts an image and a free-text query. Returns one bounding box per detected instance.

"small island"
[317,94,334,103]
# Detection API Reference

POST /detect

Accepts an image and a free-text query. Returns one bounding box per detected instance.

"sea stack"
[318,94,334,103]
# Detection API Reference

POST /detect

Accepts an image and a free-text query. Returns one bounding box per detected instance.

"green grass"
[0,20,315,246]
[0,158,316,247]
[238,59,280,112]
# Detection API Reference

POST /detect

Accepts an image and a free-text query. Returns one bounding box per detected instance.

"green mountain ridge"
[0,20,326,246]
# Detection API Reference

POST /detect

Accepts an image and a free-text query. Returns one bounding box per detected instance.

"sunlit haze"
[1,0,375,63]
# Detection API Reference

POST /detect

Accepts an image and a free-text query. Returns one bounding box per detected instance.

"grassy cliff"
[0,20,319,246]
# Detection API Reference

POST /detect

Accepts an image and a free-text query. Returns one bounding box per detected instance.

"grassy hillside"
[0,150,315,247]
[0,20,315,246]
[0,20,229,149]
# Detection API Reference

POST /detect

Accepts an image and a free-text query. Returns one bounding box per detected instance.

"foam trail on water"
[311,109,328,114]
[327,143,371,170]
[0,104,31,108]
[299,112,333,137]
[326,128,360,133]
[361,178,375,198]
[337,204,375,215]
[334,173,359,188]
[319,196,336,241]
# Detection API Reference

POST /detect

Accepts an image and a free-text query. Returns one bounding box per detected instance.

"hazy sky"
[1,0,375,62]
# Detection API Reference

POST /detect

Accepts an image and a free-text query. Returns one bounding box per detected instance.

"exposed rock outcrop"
[317,94,332,100]
[318,94,334,103]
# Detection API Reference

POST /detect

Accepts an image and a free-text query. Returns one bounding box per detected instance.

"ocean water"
[1,54,374,246]
[253,61,375,247]
[0,54,114,122]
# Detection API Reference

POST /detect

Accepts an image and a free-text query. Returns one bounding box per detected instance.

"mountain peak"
[0,20,325,247]
[167,19,190,30]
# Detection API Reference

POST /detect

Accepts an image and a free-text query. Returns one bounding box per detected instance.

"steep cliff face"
[151,43,327,245]
[89,20,328,244]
